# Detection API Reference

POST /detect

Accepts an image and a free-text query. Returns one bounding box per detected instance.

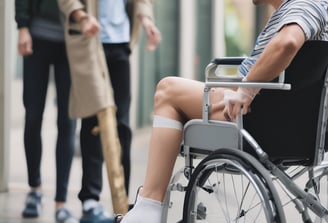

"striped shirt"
[239,0,328,76]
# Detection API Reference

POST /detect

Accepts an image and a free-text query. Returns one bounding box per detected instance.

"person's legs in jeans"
[79,116,103,202]
[52,41,76,207]
[23,38,77,222]
[103,43,132,195]
[23,38,52,189]
[22,38,51,217]
[78,116,117,221]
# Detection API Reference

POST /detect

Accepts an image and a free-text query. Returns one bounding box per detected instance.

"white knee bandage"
[152,115,183,131]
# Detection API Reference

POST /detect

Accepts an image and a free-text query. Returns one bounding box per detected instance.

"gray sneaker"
[80,203,115,223]
[55,207,78,223]
[22,190,42,218]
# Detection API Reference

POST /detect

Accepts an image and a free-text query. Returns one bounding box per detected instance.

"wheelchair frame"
[161,41,328,223]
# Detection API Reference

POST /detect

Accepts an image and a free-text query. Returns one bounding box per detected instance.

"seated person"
[122,0,328,222]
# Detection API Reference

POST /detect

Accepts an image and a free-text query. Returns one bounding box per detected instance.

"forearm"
[246,24,305,82]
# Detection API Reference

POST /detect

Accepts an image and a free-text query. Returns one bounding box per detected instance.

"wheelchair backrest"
[243,40,328,166]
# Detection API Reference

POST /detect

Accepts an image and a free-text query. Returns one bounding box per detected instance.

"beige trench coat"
[58,0,155,118]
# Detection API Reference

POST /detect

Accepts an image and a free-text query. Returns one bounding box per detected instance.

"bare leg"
[140,76,226,201]
[122,77,226,223]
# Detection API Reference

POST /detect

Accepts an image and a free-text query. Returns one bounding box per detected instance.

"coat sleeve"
[15,0,31,29]
[129,0,155,47]
[134,0,154,20]
[57,0,85,21]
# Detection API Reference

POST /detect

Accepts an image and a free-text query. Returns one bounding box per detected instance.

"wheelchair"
[160,40,328,223]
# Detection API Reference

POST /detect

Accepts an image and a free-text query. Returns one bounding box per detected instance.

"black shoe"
[114,214,123,223]
[80,204,115,223]
[22,190,42,218]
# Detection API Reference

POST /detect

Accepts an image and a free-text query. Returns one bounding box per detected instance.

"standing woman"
[15,0,77,222]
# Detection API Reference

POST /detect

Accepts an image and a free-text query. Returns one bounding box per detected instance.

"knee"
[154,76,178,110]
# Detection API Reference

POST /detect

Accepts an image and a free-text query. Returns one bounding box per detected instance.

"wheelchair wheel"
[182,148,285,223]
[306,163,328,222]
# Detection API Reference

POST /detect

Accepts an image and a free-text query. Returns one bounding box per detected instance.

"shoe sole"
[22,213,39,218]
[80,218,115,223]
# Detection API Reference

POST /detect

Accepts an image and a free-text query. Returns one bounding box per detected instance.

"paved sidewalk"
[0,79,152,223]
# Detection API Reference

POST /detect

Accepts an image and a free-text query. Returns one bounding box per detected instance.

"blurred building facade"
[0,0,271,191]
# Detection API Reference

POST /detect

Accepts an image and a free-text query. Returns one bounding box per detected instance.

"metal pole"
[0,0,12,192]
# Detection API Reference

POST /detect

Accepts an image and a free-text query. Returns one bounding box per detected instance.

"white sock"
[121,195,162,223]
[83,199,99,211]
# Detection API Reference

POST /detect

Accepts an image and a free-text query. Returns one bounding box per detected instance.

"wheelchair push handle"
[205,57,291,91]
[211,57,246,65]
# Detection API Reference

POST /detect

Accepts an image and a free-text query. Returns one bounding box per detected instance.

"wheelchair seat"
[243,40,328,166]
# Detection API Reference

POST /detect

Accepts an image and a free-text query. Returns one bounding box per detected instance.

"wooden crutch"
[96,107,129,214]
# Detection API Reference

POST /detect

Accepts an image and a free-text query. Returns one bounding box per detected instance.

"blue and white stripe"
[239,0,328,76]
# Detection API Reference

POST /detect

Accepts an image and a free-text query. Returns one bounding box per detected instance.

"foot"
[22,190,42,218]
[80,200,115,223]
[55,206,78,223]
[120,195,162,223]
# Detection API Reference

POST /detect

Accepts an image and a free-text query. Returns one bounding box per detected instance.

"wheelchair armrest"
[205,81,291,90]
[205,57,291,91]
[211,57,246,65]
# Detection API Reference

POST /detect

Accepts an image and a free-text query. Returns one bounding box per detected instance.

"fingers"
[232,102,243,119]
[18,28,33,56]
[224,112,231,121]
[145,32,160,51]
[18,41,33,56]
[226,102,239,121]
[223,107,231,121]
[80,16,100,38]
[222,88,254,121]
[145,26,161,51]
[140,16,161,51]
[224,99,248,121]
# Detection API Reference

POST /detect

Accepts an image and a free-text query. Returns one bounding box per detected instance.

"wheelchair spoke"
[195,163,271,222]
[183,152,284,223]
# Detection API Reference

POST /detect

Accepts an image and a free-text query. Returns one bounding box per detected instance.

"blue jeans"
[23,37,76,202]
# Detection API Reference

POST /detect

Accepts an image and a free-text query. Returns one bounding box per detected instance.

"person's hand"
[79,15,100,38]
[18,28,33,56]
[140,16,161,51]
[221,86,260,121]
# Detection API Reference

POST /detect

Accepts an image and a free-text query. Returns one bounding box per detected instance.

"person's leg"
[23,38,51,189]
[22,37,51,217]
[52,41,77,207]
[103,43,132,195]
[141,76,226,201]
[78,116,116,222]
[122,77,226,222]
[78,116,103,203]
